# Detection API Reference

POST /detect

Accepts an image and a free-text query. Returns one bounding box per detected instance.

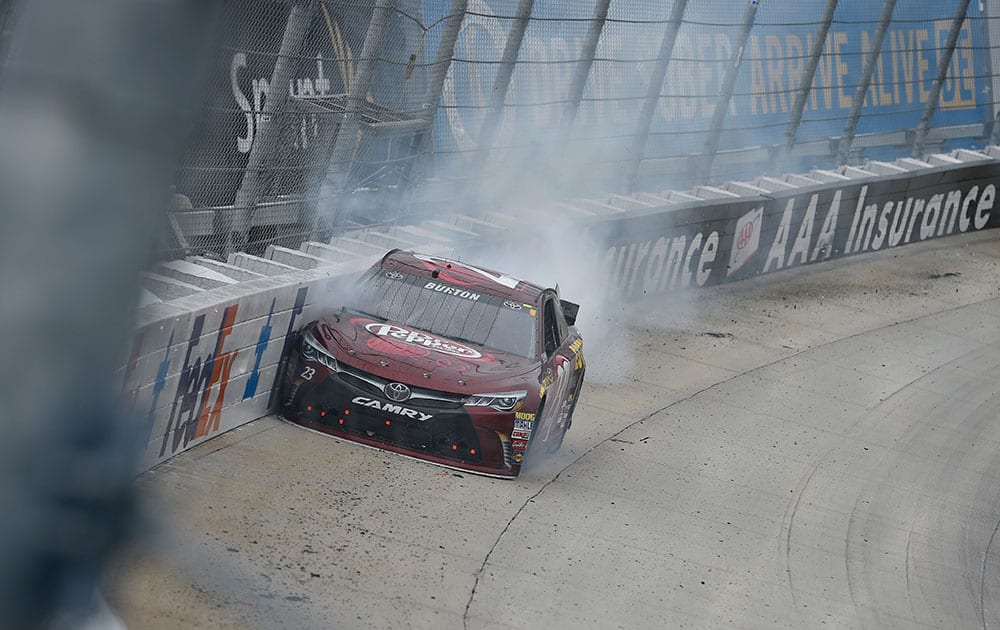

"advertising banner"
[421,0,991,161]
[587,162,1000,300]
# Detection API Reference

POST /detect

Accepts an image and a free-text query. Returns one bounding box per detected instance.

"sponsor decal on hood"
[363,321,490,360]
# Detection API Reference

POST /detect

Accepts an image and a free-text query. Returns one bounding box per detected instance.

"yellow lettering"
[940,23,976,109]
[876,35,892,106]
[899,30,916,104]
[765,35,788,113]
[786,34,805,106]
[959,25,976,106]
[862,32,878,107]
[916,29,931,103]
[834,32,851,109]
[809,33,835,110]
[749,36,768,115]
[890,31,901,106]
[936,20,958,107]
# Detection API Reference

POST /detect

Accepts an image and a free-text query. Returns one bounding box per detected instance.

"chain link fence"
[163,0,1000,261]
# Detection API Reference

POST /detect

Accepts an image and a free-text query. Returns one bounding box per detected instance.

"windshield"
[351,268,538,359]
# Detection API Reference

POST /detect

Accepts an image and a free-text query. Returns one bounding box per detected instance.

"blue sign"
[420,0,991,166]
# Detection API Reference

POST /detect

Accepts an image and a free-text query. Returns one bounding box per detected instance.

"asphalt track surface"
[111,231,1000,629]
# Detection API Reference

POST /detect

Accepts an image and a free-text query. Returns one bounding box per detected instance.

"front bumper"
[280,351,519,477]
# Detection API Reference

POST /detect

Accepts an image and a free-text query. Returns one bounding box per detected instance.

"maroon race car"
[278,250,586,478]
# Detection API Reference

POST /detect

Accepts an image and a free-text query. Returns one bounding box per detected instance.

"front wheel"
[547,369,585,454]
[522,397,546,465]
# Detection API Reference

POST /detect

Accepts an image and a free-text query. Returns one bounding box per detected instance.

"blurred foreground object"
[0,0,219,627]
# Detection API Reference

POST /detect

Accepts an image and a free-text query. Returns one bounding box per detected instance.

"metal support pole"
[562,0,611,128]
[835,0,897,165]
[313,0,395,236]
[913,0,971,157]
[774,0,838,173]
[401,0,467,202]
[987,0,1000,145]
[695,0,761,184]
[230,0,314,254]
[625,0,689,192]
[419,0,469,127]
[474,0,534,168]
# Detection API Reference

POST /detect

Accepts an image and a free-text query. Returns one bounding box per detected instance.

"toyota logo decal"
[384,382,411,402]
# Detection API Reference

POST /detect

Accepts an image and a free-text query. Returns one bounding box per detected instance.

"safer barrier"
[117,261,375,472]
[124,157,1000,472]
[588,161,1000,300]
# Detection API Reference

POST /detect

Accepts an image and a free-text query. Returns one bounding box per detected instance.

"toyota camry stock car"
[278,250,586,478]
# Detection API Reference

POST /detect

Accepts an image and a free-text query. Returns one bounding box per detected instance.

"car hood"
[316,311,539,392]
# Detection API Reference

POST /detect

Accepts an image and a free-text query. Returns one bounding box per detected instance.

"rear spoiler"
[560,300,580,326]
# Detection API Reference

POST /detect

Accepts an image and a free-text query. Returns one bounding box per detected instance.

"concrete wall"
[127,150,1000,472]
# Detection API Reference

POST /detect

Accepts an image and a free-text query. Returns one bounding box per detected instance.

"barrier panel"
[589,162,1000,300]
[118,263,375,471]
[127,160,1000,471]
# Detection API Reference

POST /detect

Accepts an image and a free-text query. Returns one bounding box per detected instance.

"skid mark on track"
[463,296,1000,627]
[781,462,821,616]
[980,509,1000,629]
[844,495,862,613]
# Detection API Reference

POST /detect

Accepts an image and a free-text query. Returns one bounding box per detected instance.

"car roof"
[379,250,546,303]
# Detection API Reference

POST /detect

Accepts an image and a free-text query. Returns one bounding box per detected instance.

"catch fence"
[164,0,1000,259]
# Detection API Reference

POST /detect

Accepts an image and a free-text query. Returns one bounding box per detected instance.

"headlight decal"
[301,329,338,372]
[464,390,528,412]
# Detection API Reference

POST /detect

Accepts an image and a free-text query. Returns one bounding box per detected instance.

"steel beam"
[913,0,971,157]
[474,0,534,169]
[774,0,838,173]
[625,0,690,191]
[562,0,611,128]
[835,0,897,165]
[230,0,315,254]
[695,0,761,183]
[312,0,395,238]
[401,0,468,205]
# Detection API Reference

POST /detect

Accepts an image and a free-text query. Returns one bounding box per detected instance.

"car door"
[535,293,580,447]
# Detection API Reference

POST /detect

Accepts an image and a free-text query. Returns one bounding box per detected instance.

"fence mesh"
[162,0,1000,262]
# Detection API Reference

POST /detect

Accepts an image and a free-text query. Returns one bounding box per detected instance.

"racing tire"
[523,396,546,465]
[547,368,585,454]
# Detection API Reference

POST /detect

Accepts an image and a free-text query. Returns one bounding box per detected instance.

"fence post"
[562,0,611,128]
[774,0,838,173]
[987,0,1000,145]
[695,0,761,184]
[229,0,314,255]
[401,0,467,205]
[625,0,690,192]
[913,0,971,157]
[835,0,897,165]
[474,0,534,169]
[311,0,395,239]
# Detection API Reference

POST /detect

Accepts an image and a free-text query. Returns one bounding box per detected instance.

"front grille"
[338,363,465,410]
[291,361,481,464]
[338,371,384,398]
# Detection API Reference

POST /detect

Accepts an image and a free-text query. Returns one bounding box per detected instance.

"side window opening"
[553,299,569,341]
[543,298,562,357]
